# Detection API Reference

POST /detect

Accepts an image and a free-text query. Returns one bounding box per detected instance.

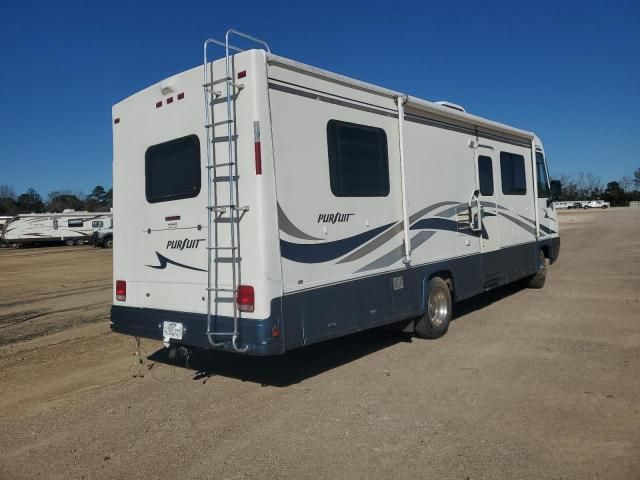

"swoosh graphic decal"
[277,204,323,241]
[337,201,459,264]
[411,217,488,239]
[146,252,206,272]
[280,222,393,264]
[356,231,435,273]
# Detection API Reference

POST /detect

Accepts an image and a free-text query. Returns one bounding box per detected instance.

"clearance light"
[236,285,254,313]
[166,97,174,104]
[271,326,281,337]
[115,280,127,301]
[155,101,162,108]
[177,92,185,100]
[113,118,120,124]
[237,70,247,79]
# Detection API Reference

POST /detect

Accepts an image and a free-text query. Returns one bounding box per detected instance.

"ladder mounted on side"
[202,30,271,353]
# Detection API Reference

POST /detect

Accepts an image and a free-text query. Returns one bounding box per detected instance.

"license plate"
[162,321,183,340]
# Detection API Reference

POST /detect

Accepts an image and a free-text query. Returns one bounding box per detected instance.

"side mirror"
[550,180,561,199]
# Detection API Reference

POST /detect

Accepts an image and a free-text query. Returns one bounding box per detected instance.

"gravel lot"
[1,208,639,480]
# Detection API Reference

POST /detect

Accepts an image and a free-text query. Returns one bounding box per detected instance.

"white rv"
[1,211,113,247]
[111,30,561,355]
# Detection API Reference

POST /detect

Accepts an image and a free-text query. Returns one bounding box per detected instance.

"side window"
[478,155,494,196]
[145,134,201,203]
[327,120,389,197]
[536,152,550,198]
[92,221,103,228]
[68,219,83,227]
[52,219,58,230]
[500,152,527,195]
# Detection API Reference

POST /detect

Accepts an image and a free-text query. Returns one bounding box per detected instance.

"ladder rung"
[211,135,238,144]
[205,120,234,128]
[206,332,235,337]
[203,77,231,87]
[207,205,250,212]
[206,162,235,168]
[206,246,238,250]
[207,287,235,292]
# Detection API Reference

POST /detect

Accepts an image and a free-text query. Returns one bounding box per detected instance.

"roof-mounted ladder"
[202,30,271,353]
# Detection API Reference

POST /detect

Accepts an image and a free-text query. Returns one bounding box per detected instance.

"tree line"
[0,185,112,216]
[554,168,640,206]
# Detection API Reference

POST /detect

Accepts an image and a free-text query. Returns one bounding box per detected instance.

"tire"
[103,237,113,249]
[415,277,452,339]
[64,239,74,246]
[526,250,548,289]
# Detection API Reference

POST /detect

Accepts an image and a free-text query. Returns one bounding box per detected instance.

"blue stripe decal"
[146,252,206,272]
[280,223,393,264]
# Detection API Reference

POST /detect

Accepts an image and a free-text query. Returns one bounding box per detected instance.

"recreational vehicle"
[1,211,113,247]
[111,30,561,356]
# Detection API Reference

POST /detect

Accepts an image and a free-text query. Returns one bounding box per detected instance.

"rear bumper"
[110,305,284,356]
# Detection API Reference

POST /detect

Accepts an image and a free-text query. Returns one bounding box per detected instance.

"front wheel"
[103,238,113,249]
[415,277,452,339]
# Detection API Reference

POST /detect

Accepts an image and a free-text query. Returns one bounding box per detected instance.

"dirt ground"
[0,209,639,480]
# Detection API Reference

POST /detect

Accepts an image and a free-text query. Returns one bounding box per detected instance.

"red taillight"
[115,280,126,301]
[236,285,254,313]
[237,70,247,79]
[155,101,162,108]
[166,97,174,104]
[177,92,185,100]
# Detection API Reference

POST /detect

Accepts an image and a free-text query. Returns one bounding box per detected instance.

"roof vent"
[435,101,466,113]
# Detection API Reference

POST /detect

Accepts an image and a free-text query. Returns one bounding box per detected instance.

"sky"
[0,0,638,196]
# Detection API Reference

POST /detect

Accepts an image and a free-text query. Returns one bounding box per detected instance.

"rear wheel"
[64,239,74,246]
[526,250,548,289]
[103,237,113,249]
[415,277,452,339]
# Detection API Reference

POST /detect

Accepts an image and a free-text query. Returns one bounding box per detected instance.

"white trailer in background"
[1,211,113,247]
[111,30,561,356]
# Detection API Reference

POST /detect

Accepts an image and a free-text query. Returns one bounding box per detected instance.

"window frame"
[478,155,495,196]
[92,220,104,228]
[68,219,83,228]
[500,152,527,196]
[326,119,390,198]
[535,152,551,198]
[145,134,201,204]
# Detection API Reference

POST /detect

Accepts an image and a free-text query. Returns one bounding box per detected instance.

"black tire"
[64,239,74,246]
[103,237,113,249]
[415,277,452,339]
[526,250,548,289]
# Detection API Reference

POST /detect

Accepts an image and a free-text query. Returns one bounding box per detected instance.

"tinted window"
[92,221,103,228]
[327,120,389,197]
[500,152,527,195]
[536,152,550,198]
[478,155,494,196]
[145,135,201,203]
[68,219,83,227]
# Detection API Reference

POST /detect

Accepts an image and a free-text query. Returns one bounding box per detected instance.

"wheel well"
[429,270,454,292]
[540,245,550,260]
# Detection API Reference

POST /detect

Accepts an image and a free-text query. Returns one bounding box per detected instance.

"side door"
[476,147,503,288]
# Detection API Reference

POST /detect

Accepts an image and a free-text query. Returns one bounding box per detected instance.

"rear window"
[68,219,83,227]
[327,120,389,197]
[145,135,201,203]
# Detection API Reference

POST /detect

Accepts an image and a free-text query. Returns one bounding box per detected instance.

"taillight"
[236,285,254,313]
[115,280,126,301]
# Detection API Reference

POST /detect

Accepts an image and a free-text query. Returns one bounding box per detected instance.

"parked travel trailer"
[1,211,113,247]
[111,30,561,356]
